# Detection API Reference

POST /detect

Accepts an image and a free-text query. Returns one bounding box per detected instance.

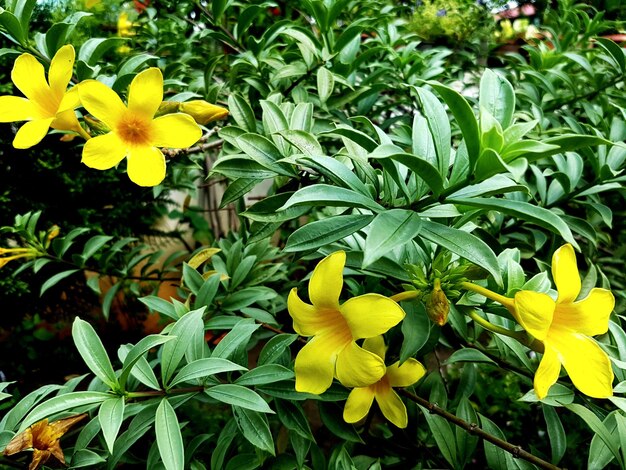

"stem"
[398,389,563,470]
[467,309,527,342]
[461,281,515,310]
[390,290,420,302]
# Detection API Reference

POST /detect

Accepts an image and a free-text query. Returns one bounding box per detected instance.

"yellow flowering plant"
[463,244,615,399]
[2,1,626,469]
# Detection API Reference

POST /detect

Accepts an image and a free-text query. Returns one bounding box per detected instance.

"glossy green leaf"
[118,335,174,390]
[170,358,247,387]
[40,269,80,296]
[19,392,109,431]
[420,220,503,286]
[479,69,515,129]
[542,404,566,465]
[206,384,274,413]
[156,399,184,470]
[284,214,374,252]
[72,317,118,390]
[98,397,125,454]
[161,308,205,386]
[234,364,294,386]
[233,406,275,455]
[363,209,421,267]
[281,184,384,212]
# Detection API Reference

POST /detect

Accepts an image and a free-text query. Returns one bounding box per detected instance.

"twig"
[398,389,563,470]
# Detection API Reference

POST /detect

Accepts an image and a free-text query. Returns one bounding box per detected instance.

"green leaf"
[318,403,363,443]
[119,335,173,390]
[420,220,503,286]
[72,317,119,390]
[297,156,370,196]
[161,308,206,386]
[98,397,125,454]
[170,358,247,387]
[478,414,515,470]
[212,319,260,361]
[236,134,295,176]
[479,69,515,129]
[565,403,623,467]
[455,396,479,469]
[228,94,256,132]
[363,209,421,267]
[274,399,315,441]
[156,399,185,470]
[139,296,178,320]
[278,129,323,156]
[281,184,384,212]
[370,144,445,196]
[70,449,107,468]
[596,37,625,74]
[319,125,378,152]
[19,392,110,431]
[0,10,24,44]
[427,81,480,166]
[542,404,566,465]
[449,197,578,249]
[419,405,457,468]
[317,66,334,103]
[233,406,275,455]
[234,364,294,386]
[243,192,311,223]
[40,269,80,296]
[206,384,274,413]
[221,286,277,310]
[78,37,126,65]
[258,334,298,366]
[442,348,498,366]
[415,88,452,175]
[399,302,431,363]
[284,214,374,252]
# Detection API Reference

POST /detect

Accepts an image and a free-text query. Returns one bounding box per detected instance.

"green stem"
[461,281,515,309]
[467,309,527,342]
[390,290,420,302]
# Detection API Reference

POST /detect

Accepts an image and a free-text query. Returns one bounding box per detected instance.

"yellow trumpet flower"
[78,68,202,187]
[463,244,615,399]
[288,251,405,394]
[0,45,82,148]
[343,336,426,428]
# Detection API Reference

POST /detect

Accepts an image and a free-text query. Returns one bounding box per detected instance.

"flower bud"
[425,279,449,326]
[179,100,229,125]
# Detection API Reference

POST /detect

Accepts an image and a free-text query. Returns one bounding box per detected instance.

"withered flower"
[3,414,87,470]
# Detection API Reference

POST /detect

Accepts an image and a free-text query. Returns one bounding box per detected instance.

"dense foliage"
[0,0,625,469]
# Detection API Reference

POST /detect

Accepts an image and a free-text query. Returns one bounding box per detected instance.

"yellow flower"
[3,414,87,470]
[78,68,202,186]
[0,45,81,149]
[464,244,615,399]
[117,12,136,37]
[343,336,425,428]
[0,247,39,268]
[178,100,229,125]
[288,251,405,394]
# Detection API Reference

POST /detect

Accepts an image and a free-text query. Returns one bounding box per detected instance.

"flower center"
[117,114,152,146]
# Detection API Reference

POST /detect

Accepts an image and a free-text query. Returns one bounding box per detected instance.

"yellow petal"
[552,244,581,304]
[375,387,408,428]
[287,288,335,336]
[126,146,166,187]
[343,386,375,423]
[533,345,561,400]
[58,87,80,113]
[513,291,555,341]
[128,68,163,118]
[294,334,340,394]
[309,251,345,309]
[386,358,426,388]
[0,96,39,121]
[82,133,127,169]
[548,327,614,398]
[11,53,56,115]
[336,341,385,388]
[79,80,126,128]
[151,114,201,148]
[341,294,405,339]
[553,288,614,336]
[51,109,81,133]
[362,335,386,360]
[48,45,75,100]
[13,118,54,149]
